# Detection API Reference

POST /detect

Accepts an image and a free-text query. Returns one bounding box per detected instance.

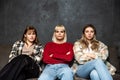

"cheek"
[61,33,64,36]
[91,33,94,37]
[61,32,65,35]
[33,35,36,39]
[54,33,58,37]
[60,34,65,38]
[84,33,88,37]
[33,35,36,37]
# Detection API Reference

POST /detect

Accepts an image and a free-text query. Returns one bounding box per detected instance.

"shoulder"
[98,41,108,48]
[74,41,80,44]
[44,42,54,47]
[99,41,106,45]
[13,40,24,46]
[65,42,73,47]
[74,40,81,45]
[35,43,43,48]
[73,40,83,49]
[45,42,53,45]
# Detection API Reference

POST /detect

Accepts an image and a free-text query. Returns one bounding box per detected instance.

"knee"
[90,70,99,79]
[63,68,73,75]
[90,70,98,77]
[58,68,73,80]
[60,68,73,77]
[38,73,51,80]
[95,58,104,64]
[96,58,102,61]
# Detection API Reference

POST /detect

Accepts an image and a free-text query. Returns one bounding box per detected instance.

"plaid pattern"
[71,41,116,75]
[9,40,44,63]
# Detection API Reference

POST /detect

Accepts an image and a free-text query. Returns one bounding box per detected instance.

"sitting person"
[38,25,74,80]
[71,24,116,80]
[0,25,44,80]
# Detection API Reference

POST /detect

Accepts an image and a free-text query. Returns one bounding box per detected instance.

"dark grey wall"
[0,0,120,55]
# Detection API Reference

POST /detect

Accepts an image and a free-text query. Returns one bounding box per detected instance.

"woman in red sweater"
[38,25,74,80]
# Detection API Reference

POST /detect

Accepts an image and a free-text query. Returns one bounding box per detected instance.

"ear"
[24,34,26,37]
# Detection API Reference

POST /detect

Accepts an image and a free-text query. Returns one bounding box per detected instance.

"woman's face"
[24,30,36,43]
[84,27,95,40]
[55,27,65,41]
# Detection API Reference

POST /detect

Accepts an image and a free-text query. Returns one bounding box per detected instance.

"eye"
[27,33,31,35]
[90,30,94,33]
[55,31,59,33]
[60,31,64,33]
[85,30,89,33]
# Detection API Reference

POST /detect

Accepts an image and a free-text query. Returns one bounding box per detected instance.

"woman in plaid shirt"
[72,24,116,80]
[0,26,43,80]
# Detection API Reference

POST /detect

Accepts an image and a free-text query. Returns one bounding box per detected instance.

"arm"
[97,41,108,61]
[73,41,90,64]
[43,43,74,63]
[51,45,74,62]
[43,43,53,63]
[32,44,44,63]
[9,41,20,62]
[85,41,109,61]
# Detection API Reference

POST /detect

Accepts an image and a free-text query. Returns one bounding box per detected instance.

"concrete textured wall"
[0,0,120,55]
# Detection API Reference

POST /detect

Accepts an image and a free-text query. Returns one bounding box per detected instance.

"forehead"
[85,27,94,31]
[55,27,65,31]
[26,29,35,33]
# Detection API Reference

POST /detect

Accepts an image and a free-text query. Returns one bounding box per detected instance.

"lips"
[30,38,35,40]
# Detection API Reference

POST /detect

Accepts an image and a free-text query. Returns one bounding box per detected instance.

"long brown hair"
[22,25,39,44]
[79,24,99,51]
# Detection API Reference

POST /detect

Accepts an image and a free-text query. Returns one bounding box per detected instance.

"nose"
[58,32,61,34]
[88,32,91,35]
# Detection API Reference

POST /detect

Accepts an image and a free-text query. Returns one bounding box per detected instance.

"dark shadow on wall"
[0,0,119,55]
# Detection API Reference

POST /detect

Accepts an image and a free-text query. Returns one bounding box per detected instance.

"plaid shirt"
[71,41,116,75]
[9,40,44,63]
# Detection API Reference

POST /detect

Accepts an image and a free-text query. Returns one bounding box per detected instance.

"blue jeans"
[76,59,113,80]
[38,64,73,80]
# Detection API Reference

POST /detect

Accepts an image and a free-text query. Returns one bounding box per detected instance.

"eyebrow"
[55,30,65,32]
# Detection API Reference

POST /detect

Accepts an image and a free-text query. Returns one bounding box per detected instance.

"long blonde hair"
[52,25,67,43]
[79,24,99,51]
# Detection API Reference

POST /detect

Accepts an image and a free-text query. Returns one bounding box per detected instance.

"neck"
[25,41,33,47]
[55,40,65,44]
[87,40,91,44]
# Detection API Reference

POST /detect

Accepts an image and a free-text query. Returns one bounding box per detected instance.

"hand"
[30,52,35,56]
[66,51,70,55]
[86,53,96,59]
[49,54,53,57]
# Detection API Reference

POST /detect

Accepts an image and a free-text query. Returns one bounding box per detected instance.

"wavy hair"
[79,24,99,51]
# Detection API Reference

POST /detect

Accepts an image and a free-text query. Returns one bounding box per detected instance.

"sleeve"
[52,44,74,62]
[42,43,52,63]
[96,41,109,61]
[73,41,89,64]
[34,44,44,63]
[9,41,19,62]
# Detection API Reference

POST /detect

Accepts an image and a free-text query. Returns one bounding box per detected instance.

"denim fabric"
[90,70,100,80]
[38,64,73,80]
[76,59,113,80]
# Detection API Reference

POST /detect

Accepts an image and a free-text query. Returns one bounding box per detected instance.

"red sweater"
[43,42,74,64]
